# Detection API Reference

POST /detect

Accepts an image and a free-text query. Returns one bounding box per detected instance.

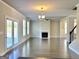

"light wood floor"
[2,38,79,59]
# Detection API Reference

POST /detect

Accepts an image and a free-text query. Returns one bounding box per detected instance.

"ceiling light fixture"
[38,7,46,20]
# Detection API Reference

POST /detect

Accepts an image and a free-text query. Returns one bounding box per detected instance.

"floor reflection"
[22,41,30,57]
[5,48,20,59]
[4,38,79,59]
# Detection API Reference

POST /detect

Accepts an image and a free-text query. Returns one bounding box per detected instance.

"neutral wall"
[60,19,66,38]
[0,1,26,54]
[31,20,40,38]
[50,20,60,38]
[31,20,60,38]
[77,5,79,43]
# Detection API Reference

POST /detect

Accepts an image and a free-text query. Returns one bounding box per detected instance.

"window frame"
[5,16,19,48]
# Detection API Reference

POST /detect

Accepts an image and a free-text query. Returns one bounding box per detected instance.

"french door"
[14,22,18,44]
[6,19,18,48]
[6,20,13,48]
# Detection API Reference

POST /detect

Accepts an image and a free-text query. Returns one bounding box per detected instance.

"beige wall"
[77,5,79,42]
[50,20,60,38]
[60,19,65,38]
[0,1,26,54]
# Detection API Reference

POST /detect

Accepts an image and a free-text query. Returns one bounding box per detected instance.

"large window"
[65,20,67,34]
[23,20,26,36]
[14,22,18,44]
[27,21,30,35]
[6,18,19,48]
[6,20,13,48]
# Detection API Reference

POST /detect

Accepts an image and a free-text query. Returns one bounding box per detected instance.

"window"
[65,20,67,34]
[23,20,26,36]
[6,20,13,48]
[6,18,19,48]
[74,19,77,34]
[27,21,30,35]
[14,22,18,44]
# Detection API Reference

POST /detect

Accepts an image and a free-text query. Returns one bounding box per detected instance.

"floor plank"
[3,38,79,59]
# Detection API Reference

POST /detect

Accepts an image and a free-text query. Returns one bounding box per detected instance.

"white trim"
[31,36,40,38]
[31,37,41,39]
[5,16,18,22]
[50,36,61,38]
[50,36,66,38]
[31,36,66,39]
[0,0,25,18]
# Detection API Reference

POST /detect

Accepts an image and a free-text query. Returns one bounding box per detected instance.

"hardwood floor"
[2,38,79,59]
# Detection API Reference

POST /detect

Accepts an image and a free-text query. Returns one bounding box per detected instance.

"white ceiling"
[2,0,79,20]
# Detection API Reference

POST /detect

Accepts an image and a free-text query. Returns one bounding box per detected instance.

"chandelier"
[38,7,46,20]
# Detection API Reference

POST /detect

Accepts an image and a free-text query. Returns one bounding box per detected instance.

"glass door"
[14,22,18,44]
[6,20,13,48]
[6,19,19,48]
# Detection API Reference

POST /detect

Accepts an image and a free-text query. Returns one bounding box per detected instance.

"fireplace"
[42,32,48,38]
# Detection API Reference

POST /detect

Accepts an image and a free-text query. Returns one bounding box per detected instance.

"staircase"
[69,25,77,44]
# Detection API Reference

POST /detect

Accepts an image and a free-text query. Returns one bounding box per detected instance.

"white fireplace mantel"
[39,20,50,39]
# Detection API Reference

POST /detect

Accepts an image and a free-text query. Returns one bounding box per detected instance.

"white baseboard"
[31,37,40,39]
[31,36,66,39]
[50,36,66,39]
